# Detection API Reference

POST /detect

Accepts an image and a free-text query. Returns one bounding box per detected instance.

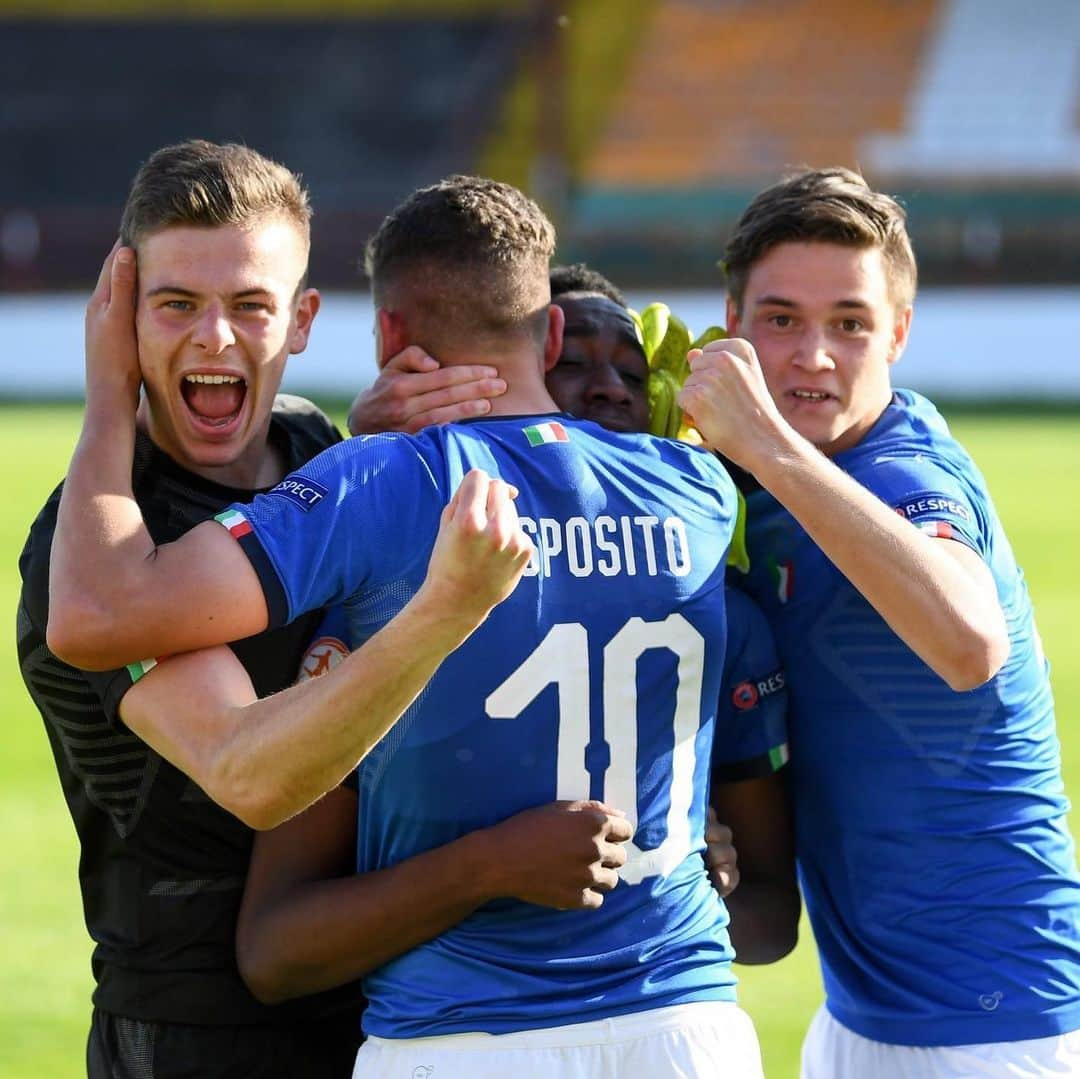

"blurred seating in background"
[2,0,1079,292]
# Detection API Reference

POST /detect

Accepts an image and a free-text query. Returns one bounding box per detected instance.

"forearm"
[238,827,497,1002]
[725,878,800,964]
[213,590,484,829]
[49,395,158,666]
[753,433,1008,688]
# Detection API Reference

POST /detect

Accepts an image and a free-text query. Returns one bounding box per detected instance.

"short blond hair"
[365,175,556,353]
[725,167,917,311]
[119,139,311,250]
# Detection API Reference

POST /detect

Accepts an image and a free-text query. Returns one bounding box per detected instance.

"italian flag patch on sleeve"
[919,521,954,540]
[215,509,252,539]
[125,657,160,684]
[523,421,569,446]
[768,743,791,771]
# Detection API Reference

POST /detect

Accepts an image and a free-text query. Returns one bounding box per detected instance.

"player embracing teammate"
[682,167,1080,1078]
[44,174,792,1076]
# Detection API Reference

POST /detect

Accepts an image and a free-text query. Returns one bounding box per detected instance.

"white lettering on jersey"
[518,515,693,579]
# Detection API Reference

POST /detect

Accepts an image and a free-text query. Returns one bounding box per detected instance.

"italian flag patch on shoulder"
[215,509,252,539]
[523,421,569,446]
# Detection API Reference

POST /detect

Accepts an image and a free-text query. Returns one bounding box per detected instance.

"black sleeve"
[17,488,141,728]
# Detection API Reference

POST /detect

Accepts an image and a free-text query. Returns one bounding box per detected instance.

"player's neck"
[488,384,560,417]
[463,348,560,418]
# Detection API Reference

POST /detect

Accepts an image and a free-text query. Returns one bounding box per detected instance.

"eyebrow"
[755,293,871,311]
[144,286,274,299]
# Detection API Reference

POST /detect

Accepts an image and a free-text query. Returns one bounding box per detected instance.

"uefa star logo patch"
[731,681,760,711]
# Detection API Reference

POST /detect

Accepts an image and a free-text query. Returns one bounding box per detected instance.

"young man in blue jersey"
[677,166,1080,1077]
[48,175,778,1077]
[345,258,800,961]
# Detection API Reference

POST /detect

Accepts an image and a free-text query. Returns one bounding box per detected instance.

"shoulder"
[271,394,343,468]
[842,391,993,548]
[844,391,984,494]
[19,482,64,621]
[261,430,446,517]
[724,585,779,662]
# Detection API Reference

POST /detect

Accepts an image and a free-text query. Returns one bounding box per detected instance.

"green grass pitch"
[1,402,1076,1077]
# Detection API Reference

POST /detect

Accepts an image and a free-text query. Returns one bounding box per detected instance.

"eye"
[162,299,193,311]
[839,317,864,333]
[236,301,270,313]
[768,314,793,329]
[620,369,646,388]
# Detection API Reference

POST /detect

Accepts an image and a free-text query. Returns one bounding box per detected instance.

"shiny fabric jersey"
[738,389,1080,1046]
[225,413,741,1037]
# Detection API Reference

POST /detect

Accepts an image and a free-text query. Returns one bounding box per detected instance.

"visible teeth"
[184,374,242,385]
[793,390,828,400]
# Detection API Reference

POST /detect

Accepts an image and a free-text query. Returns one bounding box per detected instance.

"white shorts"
[801,1004,1080,1078]
[353,1001,763,1079]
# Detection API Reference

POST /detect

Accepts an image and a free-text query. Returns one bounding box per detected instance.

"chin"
[178,434,252,471]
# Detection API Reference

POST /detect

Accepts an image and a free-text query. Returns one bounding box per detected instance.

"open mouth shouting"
[180,372,249,438]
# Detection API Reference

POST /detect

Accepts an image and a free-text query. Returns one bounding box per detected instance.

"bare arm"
[112,471,534,828]
[236,790,632,1003]
[710,771,800,964]
[348,346,506,435]
[50,248,531,671]
[49,245,270,668]
[679,340,1009,690]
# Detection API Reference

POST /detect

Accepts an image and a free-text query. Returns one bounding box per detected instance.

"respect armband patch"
[268,475,329,512]
[892,493,973,524]
[731,668,786,711]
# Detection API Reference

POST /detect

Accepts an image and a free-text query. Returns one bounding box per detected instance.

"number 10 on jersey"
[485,614,706,886]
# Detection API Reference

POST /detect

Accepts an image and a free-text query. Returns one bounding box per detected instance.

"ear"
[289,288,321,355]
[375,307,411,369]
[887,303,913,366]
[542,302,566,373]
[725,296,741,336]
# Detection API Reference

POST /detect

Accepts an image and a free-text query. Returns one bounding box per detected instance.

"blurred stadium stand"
[2,0,1080,292]
[564,0,1080,288]
[864,0,1080,179]
[584,0,937,187]
[0,1,534,290]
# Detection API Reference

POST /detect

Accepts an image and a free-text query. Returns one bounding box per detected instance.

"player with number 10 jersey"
[219,411,739,1037]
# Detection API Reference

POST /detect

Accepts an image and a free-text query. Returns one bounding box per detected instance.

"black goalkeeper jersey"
[17,396,361,1034]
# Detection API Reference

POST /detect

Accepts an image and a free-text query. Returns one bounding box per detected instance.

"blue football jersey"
[221,414,740,1037]
[713,587,789,782]
[737,389,1080,1046]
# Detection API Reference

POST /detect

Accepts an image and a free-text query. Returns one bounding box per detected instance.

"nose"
[584,361,631,404]
[792,327,835,372]
[190,304,236,354]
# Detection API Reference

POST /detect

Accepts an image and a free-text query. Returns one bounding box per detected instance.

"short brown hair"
[724,167,917,311]
[364,174,556,353]
[119,139,311,249]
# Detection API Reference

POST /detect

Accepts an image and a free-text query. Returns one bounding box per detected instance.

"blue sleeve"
[856,453,987,557]
[713,587,789,781]
[215,434,443,628]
